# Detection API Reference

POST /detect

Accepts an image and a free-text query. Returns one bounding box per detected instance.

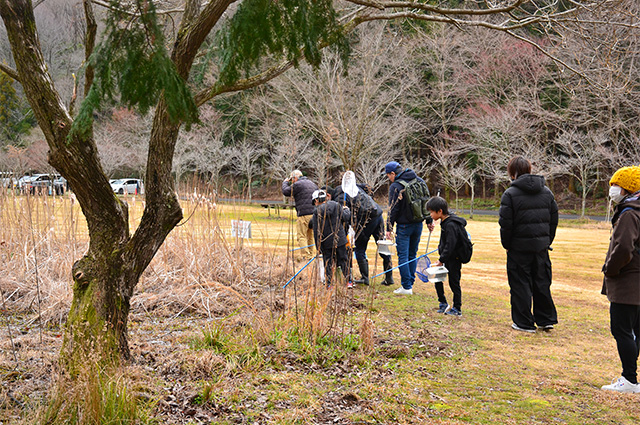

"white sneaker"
[393,287,413,295]
[601,376,640,393]
[511,323,536,333]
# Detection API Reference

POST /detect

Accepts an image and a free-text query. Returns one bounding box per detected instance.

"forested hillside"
[1,1,639,217]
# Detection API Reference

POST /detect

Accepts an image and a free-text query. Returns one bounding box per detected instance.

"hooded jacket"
[282,176,318,217]
[333,185,382,230]
[499,174,558,252]
[387,168,433,230]
[438,214,468,264]
[601,192,640,305]
[311,200,351,250]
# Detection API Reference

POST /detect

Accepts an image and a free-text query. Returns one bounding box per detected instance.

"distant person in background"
[601,166,640,394]
[282,170,318,260]
[310,189,352,288]
[499,156,558,333]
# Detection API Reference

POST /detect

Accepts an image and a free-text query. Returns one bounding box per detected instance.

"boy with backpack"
[426,196,472,317]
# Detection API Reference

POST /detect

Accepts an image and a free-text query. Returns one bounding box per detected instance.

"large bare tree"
[265,22,414,181]
[0,0,637,367]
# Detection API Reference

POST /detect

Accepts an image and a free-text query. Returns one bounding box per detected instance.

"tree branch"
[83,0,97,97]
[195,61,296,106]
[194,19,361,105]
[90,0,188,16]
[356,11,542,31]
[171,0,238,77]
[0,62,20,82]
[345,0,529,16]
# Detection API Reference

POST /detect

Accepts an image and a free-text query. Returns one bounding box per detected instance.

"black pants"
[435,259,462,310]
[354,214,390,263]
[321,244,350,286]
[506,249,557,330]
[610,302,640,384]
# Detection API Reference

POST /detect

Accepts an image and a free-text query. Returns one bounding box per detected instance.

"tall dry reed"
[1,184,368,357]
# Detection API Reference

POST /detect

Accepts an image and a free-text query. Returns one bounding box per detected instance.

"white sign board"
[231,220,252,239]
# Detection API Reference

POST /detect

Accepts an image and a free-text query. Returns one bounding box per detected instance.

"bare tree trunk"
[469,179,475,219]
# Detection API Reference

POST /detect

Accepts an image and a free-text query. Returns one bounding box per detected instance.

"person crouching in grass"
[310,189,353,288]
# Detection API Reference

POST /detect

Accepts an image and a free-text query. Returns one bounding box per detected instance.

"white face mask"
[609,185,626,203]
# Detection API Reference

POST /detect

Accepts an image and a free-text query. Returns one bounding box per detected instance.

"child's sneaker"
[347,281,354,289]
[445,307,462,316]
[601,376,640,393]
[436,303,449,313]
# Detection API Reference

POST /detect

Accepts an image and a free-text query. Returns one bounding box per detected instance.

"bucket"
[425,265,448,283]
[377,240,395,256]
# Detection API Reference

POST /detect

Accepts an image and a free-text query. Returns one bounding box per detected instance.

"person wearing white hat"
[310,189,352,288]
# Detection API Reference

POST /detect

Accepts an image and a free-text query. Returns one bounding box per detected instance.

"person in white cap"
[310,189,352,288]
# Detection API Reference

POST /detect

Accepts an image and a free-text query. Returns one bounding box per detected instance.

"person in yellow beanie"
[601,165,640,393]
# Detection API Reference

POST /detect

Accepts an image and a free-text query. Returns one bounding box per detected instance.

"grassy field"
[1,192,638,424]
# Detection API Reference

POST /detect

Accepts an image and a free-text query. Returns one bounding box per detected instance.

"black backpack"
[397,178,431,222]
[352,188,379,222]
[457,225,473,264]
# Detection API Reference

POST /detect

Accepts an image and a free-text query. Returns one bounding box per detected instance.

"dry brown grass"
[1,191,638,424]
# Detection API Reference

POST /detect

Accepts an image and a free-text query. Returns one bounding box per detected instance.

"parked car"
[18,175,35,192]
[110,178,144,195]
[24,174,66,195]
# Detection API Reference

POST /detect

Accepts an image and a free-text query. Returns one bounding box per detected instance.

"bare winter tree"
[417,24,469,147]
[230,140,265,200]
[431,140,473,211]
[554,130,609,218]
[94,108,150,177]
[1,0,637,368]
[264,119,316,184]
[174,105,229,192]
[307,144,342,188]
[265,22,419,175]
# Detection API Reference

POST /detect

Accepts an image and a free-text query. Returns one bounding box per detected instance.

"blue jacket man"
[385,161,434,295]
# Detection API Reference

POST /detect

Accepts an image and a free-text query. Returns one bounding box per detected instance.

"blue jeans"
[395,222,423,289]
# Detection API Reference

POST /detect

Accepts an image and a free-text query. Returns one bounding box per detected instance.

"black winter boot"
[354,258,369,285]
[381,255,394,286]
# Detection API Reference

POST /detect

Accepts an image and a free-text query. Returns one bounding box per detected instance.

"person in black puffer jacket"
[333,183,393,286]
[310,190,352,287]
[282,170,318,260]
[499,156,559,333]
